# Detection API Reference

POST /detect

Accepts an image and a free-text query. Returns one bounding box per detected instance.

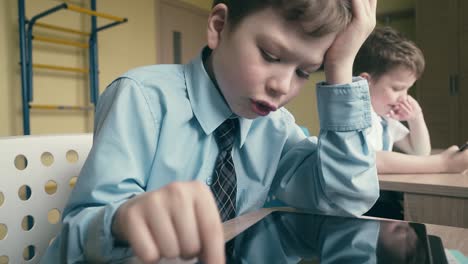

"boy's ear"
[359,72,372,83]
[207,4,228,50]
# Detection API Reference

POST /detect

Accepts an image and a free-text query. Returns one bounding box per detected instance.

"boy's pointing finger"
[194,183,226,264]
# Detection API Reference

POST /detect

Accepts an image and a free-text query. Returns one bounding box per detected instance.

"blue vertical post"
[18,0,30,135]
[19,0,33,244]
[27,19,34,105]
[89,0,99,106]
[26,4,68,110]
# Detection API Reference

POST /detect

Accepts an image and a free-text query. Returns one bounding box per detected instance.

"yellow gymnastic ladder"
[18,0,128,134]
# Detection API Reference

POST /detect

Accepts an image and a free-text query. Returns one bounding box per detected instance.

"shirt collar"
[371,107,383,122]
[184,47,252,148]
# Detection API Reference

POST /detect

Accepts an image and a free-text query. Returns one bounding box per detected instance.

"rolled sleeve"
[316,77,371,131]
[273,77,378,217]
[85,200,133,261]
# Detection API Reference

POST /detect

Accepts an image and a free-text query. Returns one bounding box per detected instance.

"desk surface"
[379,172,468,198]
[225,208,468,256]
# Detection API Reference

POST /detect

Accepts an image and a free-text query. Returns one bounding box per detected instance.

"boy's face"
[206,5,337,119]
[378,221,419,262]
[364,66,417,116]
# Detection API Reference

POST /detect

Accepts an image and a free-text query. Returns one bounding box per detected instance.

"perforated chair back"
[0,134,92,263]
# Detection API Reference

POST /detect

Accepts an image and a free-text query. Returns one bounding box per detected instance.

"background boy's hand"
[388,95,423,121]
[324,0,377,84]
[440,146,468,173]
[112,181,225,264]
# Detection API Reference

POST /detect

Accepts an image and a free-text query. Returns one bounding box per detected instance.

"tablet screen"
[227,211,437,264]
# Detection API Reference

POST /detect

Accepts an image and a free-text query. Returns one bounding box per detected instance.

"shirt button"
[206,177,213,186]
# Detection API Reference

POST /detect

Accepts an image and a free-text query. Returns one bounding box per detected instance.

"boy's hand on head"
[388,95,423,121]
[111,181,225,264]
[324,0,377,84]
[439,146,468,173]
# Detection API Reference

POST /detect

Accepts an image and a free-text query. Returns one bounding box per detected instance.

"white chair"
[0,134,92,264]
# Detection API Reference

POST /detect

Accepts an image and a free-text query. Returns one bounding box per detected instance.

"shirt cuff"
[316,77,372,131]
[86,199,133,262]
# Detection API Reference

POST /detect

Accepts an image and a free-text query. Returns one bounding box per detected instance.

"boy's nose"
[266,71,293,97]
[397,93,408,103]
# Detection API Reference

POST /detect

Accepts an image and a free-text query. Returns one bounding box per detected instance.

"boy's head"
[205,1,352,119]
[212,0,351,37]
[353,26,425,116]
[377,222,428,264]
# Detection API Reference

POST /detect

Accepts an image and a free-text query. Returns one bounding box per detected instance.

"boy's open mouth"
[251,99,277,116]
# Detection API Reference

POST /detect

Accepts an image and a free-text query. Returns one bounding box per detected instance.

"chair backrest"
[0,134,92,264]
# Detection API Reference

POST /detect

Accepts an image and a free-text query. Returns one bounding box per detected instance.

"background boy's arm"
[391,95,431,155]
[377,146,468,174]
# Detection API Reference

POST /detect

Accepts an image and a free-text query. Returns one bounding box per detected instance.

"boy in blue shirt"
[43,0,378,263]
[353,27,468,219]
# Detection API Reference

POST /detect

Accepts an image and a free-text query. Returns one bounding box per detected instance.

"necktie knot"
[214,118,237,152]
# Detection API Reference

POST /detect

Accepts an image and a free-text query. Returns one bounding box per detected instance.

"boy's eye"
[260,49,280,62]
[296,69,310,80]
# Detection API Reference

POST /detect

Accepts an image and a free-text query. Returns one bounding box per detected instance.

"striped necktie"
[211,118,238,222]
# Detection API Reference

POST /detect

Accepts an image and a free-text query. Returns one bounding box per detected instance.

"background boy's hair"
[212,0,351,37]
[353,26,425,79]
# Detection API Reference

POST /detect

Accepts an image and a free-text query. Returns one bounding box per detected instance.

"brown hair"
[212,0,352,37]
[353,26,425,79]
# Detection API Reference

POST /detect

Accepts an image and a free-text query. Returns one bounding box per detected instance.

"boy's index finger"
[370,0,377,13]
[358,0,377,18]
[193,188,225,264]
[350,0,365,17]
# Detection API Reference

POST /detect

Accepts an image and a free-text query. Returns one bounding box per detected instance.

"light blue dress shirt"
[42,49,378,263]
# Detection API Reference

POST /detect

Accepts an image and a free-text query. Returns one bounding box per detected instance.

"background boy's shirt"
[41,49,378,263]
[368,110,409,151]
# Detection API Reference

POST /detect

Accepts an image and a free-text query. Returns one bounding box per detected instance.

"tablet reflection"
[227,212,430,264]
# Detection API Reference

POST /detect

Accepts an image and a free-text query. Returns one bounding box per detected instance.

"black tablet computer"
[225,211,447,264]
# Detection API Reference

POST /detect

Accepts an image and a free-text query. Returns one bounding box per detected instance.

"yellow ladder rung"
[33,63,89,73]
[67,4,126,22]
[33,35,89,48]
[29,104,94,111]
[35,22,90,36]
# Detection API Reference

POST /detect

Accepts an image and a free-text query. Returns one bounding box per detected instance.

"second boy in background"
[353,26,468,218]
